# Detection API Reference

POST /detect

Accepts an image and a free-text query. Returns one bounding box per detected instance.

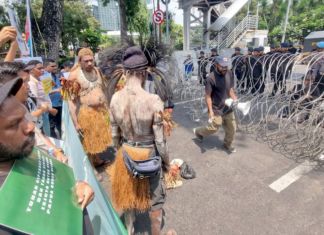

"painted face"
[80,55,95,71]
[0,96,35,163]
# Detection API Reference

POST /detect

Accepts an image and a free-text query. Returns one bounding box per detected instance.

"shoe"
[193,128,204,141]
[224,144,236,153]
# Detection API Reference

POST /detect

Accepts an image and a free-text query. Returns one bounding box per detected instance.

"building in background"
[92,0,120,32]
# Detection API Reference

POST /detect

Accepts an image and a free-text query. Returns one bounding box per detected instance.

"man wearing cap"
[248,47,265,94]
[312,42,324,94]
[198,51,207,85]
[288,44,297,54]
[209,48,219,73]
[231,47,244,90]
[66,48,112,182]
[275,45,281,53]
[271,42,292,96]
[265,46,280,83]
[266,46,276,55]
[0,77,95,234]
[193,55,239,153]
[242,47,254,91]
[44,59,64,139]
[61,61,74,73]
[259,46,265,56]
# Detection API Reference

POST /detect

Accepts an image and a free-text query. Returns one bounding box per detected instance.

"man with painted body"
[108,46,174,235]
[67,48,111,181]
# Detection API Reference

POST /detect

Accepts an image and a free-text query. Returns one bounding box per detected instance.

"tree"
[102,0,141,42]
[79,29,102,51]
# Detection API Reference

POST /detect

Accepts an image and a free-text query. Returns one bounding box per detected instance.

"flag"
[25,0,33,57]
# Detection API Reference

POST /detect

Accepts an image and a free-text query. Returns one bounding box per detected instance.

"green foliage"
[79,29,102,51]
[127,0,150,36]
[100,34,120,48]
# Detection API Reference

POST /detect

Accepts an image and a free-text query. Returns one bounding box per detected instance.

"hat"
[214,55,231,67]
[316,41,324,48]
[235,47,241,51]
[254,47,261,52]
[62,61,74,68]
[0,77,23,107]
[123,46,148,71]
[211,48,217,52]
[200,51,205,54]
[289,44,293,47]
[23,64,35,71]
[259,46,265,51]
[270,46,275,49]
[248,47,254,52]
[281,42,289,48]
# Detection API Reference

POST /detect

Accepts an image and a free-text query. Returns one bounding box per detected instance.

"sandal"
[224,144,236,153]
[193,128,204,141]
[96,173,103,182]
[95,159,111,168]
[167,180,183,189]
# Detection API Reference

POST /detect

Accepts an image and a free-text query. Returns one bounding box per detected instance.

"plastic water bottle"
[48,148,55,158]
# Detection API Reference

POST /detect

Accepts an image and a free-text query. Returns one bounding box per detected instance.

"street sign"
[152,9,165,25]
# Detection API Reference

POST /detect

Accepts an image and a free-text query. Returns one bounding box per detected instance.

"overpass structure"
[178,0,259,51]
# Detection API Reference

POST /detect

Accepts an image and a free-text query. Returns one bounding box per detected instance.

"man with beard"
[0,78,95,234]
[193,56,239,153]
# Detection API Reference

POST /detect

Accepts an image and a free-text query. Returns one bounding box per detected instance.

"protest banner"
[14,56,43,64]
[0,148,82,235]
[39,73,53,96]
[62,103,128,235]
[25,0,33,57]
[6,8,29,55]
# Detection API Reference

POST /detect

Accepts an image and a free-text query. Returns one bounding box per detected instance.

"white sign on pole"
[7,7,29,55]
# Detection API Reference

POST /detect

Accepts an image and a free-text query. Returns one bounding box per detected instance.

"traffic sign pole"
[157,0,161,43]
[166,0,169,46]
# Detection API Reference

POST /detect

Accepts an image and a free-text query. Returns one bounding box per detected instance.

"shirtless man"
[108,46,174,235]
[67,48,111,181]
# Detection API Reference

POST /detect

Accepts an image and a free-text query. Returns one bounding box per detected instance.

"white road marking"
[269,162,313,193]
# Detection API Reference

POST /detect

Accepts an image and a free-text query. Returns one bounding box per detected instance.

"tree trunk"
[32,0,63,62]
[119,0,127,43]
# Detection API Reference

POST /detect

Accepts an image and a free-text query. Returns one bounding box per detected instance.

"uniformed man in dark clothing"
[248,47,265,95]
[266,46,276,55]
[271,42,293,96]
[209,48,219,73]
[259,46,265,56]
[198,51,208,85]
[275,45,281,52]
[288,44,297,54]
[242,47,254,91]
[231,47,244,90]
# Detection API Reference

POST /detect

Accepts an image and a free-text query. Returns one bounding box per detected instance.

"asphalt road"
[98,65,324,235]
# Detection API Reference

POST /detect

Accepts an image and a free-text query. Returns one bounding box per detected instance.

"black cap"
[270,46,275,49]
[62,61,74,68]
[254,47,261,52]
[200,51,205,54]
[248,47,254,52]
[211,48,217,52]
[0,77,23,107]
[235,47,241,51]
[123,46,148,71]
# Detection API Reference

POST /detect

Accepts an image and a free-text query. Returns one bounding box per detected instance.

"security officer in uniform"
[271,42,292,96]
[209,48,219,73]
[198,51,208,85]
[248,47,264,95]
[231,47,244,90]
[242,47,254,92]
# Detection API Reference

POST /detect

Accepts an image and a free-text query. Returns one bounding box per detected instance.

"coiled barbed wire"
[171,51,324,162]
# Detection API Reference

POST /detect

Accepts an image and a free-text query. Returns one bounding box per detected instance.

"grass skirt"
[107,145,151,212]
[78,106,112,154]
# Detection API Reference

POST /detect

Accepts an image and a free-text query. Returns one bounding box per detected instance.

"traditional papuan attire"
[105,43,173,213]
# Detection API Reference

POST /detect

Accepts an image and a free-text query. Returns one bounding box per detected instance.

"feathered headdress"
[102,37,173,105]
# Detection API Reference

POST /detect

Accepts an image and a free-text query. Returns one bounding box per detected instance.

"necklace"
[82,68,98,82]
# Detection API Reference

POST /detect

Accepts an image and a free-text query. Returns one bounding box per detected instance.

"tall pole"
[282,0,292,43]
[166,1,169,46]
[157,0,161,43]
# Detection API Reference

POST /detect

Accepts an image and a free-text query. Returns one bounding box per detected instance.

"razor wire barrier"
[170,51,324,162]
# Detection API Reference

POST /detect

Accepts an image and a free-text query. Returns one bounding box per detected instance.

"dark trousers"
[235,70,244,89]
[251,78,265,95]
[49,106,62,139]
[272,73,287,95]
[198,71,207,85]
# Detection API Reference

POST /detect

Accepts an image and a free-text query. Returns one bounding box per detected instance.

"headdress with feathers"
[102,37,173,105]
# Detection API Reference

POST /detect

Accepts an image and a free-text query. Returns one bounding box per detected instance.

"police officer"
[209,48,219,73]
[231,47,244,90]
[248,47,265,95]
[271,42,292,96]
[266,46,276,55]
[288,44,297,54]
[242,47,254,91]
[198,51,208,85]
[259,46,265,56]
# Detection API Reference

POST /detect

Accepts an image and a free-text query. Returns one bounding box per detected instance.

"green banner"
[0,147,82,235]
